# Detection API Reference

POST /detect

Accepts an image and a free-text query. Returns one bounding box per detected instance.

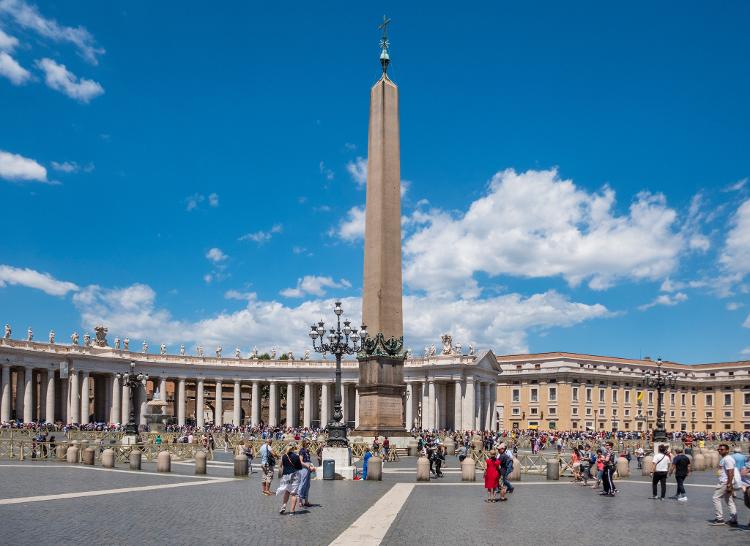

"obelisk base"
[355,355,408,437]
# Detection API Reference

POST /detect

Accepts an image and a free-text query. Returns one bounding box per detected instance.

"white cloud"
[346,156,367,187]
[344,142,357,151]
[319,161,334,181]
[224,290,256,301]
[0,27,18,51]
[280,276,352,298]
[35,58,104,102]
[744,314,750,328]
[0,0,104,64]
[403,168,685,297]
[72,282,609,355]
[239,224,283,244]
[0,149,47,182]
[719,198,750,280]
[0,50,29,84]
[723,178,747,192]
[185,193,204,211]
[726,302,743,311]
[206,247,228,263]
[333,206,365,241]
[208,193,219,207]
[659,278,707,293]
[50,160,78,173]
[741,347,750,356]
[0,264,78,296]
[638,292,688,311]
[203,274,213,284]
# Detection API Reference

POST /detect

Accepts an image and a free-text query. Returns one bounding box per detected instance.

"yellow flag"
[637,391,643,402]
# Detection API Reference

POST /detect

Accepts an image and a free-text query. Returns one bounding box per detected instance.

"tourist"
[498,444,514,500]
[259,439,276,496]
[244,442,255,474]
[601,441,617,497]
[298,440,313,506]
[709,443,739,526]
[570,446,582,482]
[457,442,468,462]
[635,445,645,469]
[277,443,314,515]
[484,449,500,502]
[434,445,445,477]
[650,444,670,500]
[362,447,372,480]
[668,447,690,501]
[383,436,390,460]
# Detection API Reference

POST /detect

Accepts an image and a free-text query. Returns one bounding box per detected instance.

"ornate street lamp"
[642,357,677,443]
[116,361,149,435]
[309,301,366,447]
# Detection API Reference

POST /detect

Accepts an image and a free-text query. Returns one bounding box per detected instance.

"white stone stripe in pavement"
[330,483,415,546]
[0,477,235,505]
[0,463,230,481]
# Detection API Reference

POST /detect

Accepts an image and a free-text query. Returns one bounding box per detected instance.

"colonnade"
[405,377,497,431]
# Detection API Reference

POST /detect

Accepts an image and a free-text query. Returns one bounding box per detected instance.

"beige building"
[495,352,750,433]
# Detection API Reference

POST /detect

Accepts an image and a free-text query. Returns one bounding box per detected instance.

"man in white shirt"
[710,443,738,526]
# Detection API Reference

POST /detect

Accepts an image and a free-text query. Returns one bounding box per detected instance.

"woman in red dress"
[484,449,500,502]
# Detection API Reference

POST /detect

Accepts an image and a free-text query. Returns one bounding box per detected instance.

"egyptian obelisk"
[357,16,407,436]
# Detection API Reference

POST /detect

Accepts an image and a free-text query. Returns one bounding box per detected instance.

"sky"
[0,1,749,364]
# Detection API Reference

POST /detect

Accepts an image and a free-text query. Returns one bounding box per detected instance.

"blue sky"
[0,1,749,363]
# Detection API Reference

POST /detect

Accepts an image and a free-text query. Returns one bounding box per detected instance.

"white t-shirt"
[719,454,736,485]
[653,453,670,472]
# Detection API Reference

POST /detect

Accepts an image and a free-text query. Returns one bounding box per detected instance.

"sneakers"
[727,519,738,527]
[709,518,725,526]
[279,504,286,515]
[677,496,688,502]
[650,496,658,499]
[668,495,679,500]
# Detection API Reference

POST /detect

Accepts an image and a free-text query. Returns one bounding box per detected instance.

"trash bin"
[323,459,335,480]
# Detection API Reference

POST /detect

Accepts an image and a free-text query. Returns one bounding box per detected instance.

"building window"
[572,421,578,429]
[624,409,630,416]
[572,387,579,402]
[586,389,592,403]
[599,390,605,403]
[670,410,675,418]
[625,391,630,404]
[549,407,557,415]
[549,387,557,402]
[706,411,713,418]
[707,424,713,430]
[530,388,538,403]
[512,408,520,415]
[612,408,617,416]
[572,407,578,415]
[612,390,618,404]
[691,394,696,405]
[599,422,605,429]
[706,394,713,406]
[724,411,732,418]
[648,410,654,417]
[744,392,750,405]
[681,394,686,405]
[724,394,732,406]
[670,393,675,404]
[624,421,630,430]
[586,408,592,416]
[599,408,605,416]
[585,421,593,429]
[681,411,685,418]
[512,389,520,403]
[648,392,654,405]
[530,407,538,415]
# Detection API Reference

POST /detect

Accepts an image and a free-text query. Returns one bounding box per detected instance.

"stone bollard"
[692,453,705,471]
[66,445,79,464]
[102,448,115,468]
[407,439,418,457]
[367,457,383,481]
[471,435,483,451]
[546,460,559,480]
[641,455,653,476]
[616,457,630,478]
[461,457,476,481]
[82,447,96,465]
[707,450,720,469]
[129,450,142,471]
[509,457,521,481]
[416,456,431,481]
[444,439,456,456]
[234,455,248,477]
[157,451,171,473]
[195,450,207,475]
[55,444,67,460]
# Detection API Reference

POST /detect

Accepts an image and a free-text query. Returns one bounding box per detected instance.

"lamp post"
[116,361,149,435]
[642,357,677,443]
[309,301,366,447]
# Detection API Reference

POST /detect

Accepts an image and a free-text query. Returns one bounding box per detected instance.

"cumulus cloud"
[638,292,688,311]
[280,276,352,298]
[239,224,283,244]
[0,27,18,50]
[0,50,29,84]
[71,282,609,355]
[346,156,367,187]
[224,290,256,301]
[0,0,104,64]
[0,149,48,182]
[719,198,750,280]
[403,168,684,297]
[205,247,228,263]
[332,206,365,241]
[36,58,103,102]
[0,264,78,296]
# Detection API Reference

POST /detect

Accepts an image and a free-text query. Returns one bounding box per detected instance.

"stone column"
[454,379,463,431]
[111,374,121,425]
[438,383,447,429]
[45,369,55,424]
[138,384,147,427]
[159,377,167,401]
[232,380,241,425]
[60,376,68,424]
[341,383,350,425]
[79,371,90,425]
[251,381,260,426]
[303,382,312,428]
[21,368,33,423]
[285,382,296,427]
[177,378,186,426]
[463,377,475,430]
[214,380,223,426]
[196,379,205,427]
[320,382,330,428]
[102,376,112,423]
[269,382,278,426]
[15,368,25,419]
[38,370,46,422]
[405,383,413,431]
[427,380,436,430]
[69,371,80,423]
[0,365,10,422]
[484,382,492,430]
[121,381,130,424]
[421,380,429,430]
[354,387,360,429]
[475,381,483,431]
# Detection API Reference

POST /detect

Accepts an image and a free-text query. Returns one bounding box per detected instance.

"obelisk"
[357,16,407,437]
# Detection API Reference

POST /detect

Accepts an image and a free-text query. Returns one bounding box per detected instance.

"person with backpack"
[259,438,276,496]
[498,444,514,500]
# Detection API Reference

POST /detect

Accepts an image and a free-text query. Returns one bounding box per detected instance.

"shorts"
[262,464,274,484]
[276,470,301,496]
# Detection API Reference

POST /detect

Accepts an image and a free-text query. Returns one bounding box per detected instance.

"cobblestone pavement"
[0,458,748,545]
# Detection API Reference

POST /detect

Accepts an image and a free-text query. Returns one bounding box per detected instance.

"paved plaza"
[1,454,748,545]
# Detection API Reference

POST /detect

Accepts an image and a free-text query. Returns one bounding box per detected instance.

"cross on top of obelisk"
[378,15,391,74]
